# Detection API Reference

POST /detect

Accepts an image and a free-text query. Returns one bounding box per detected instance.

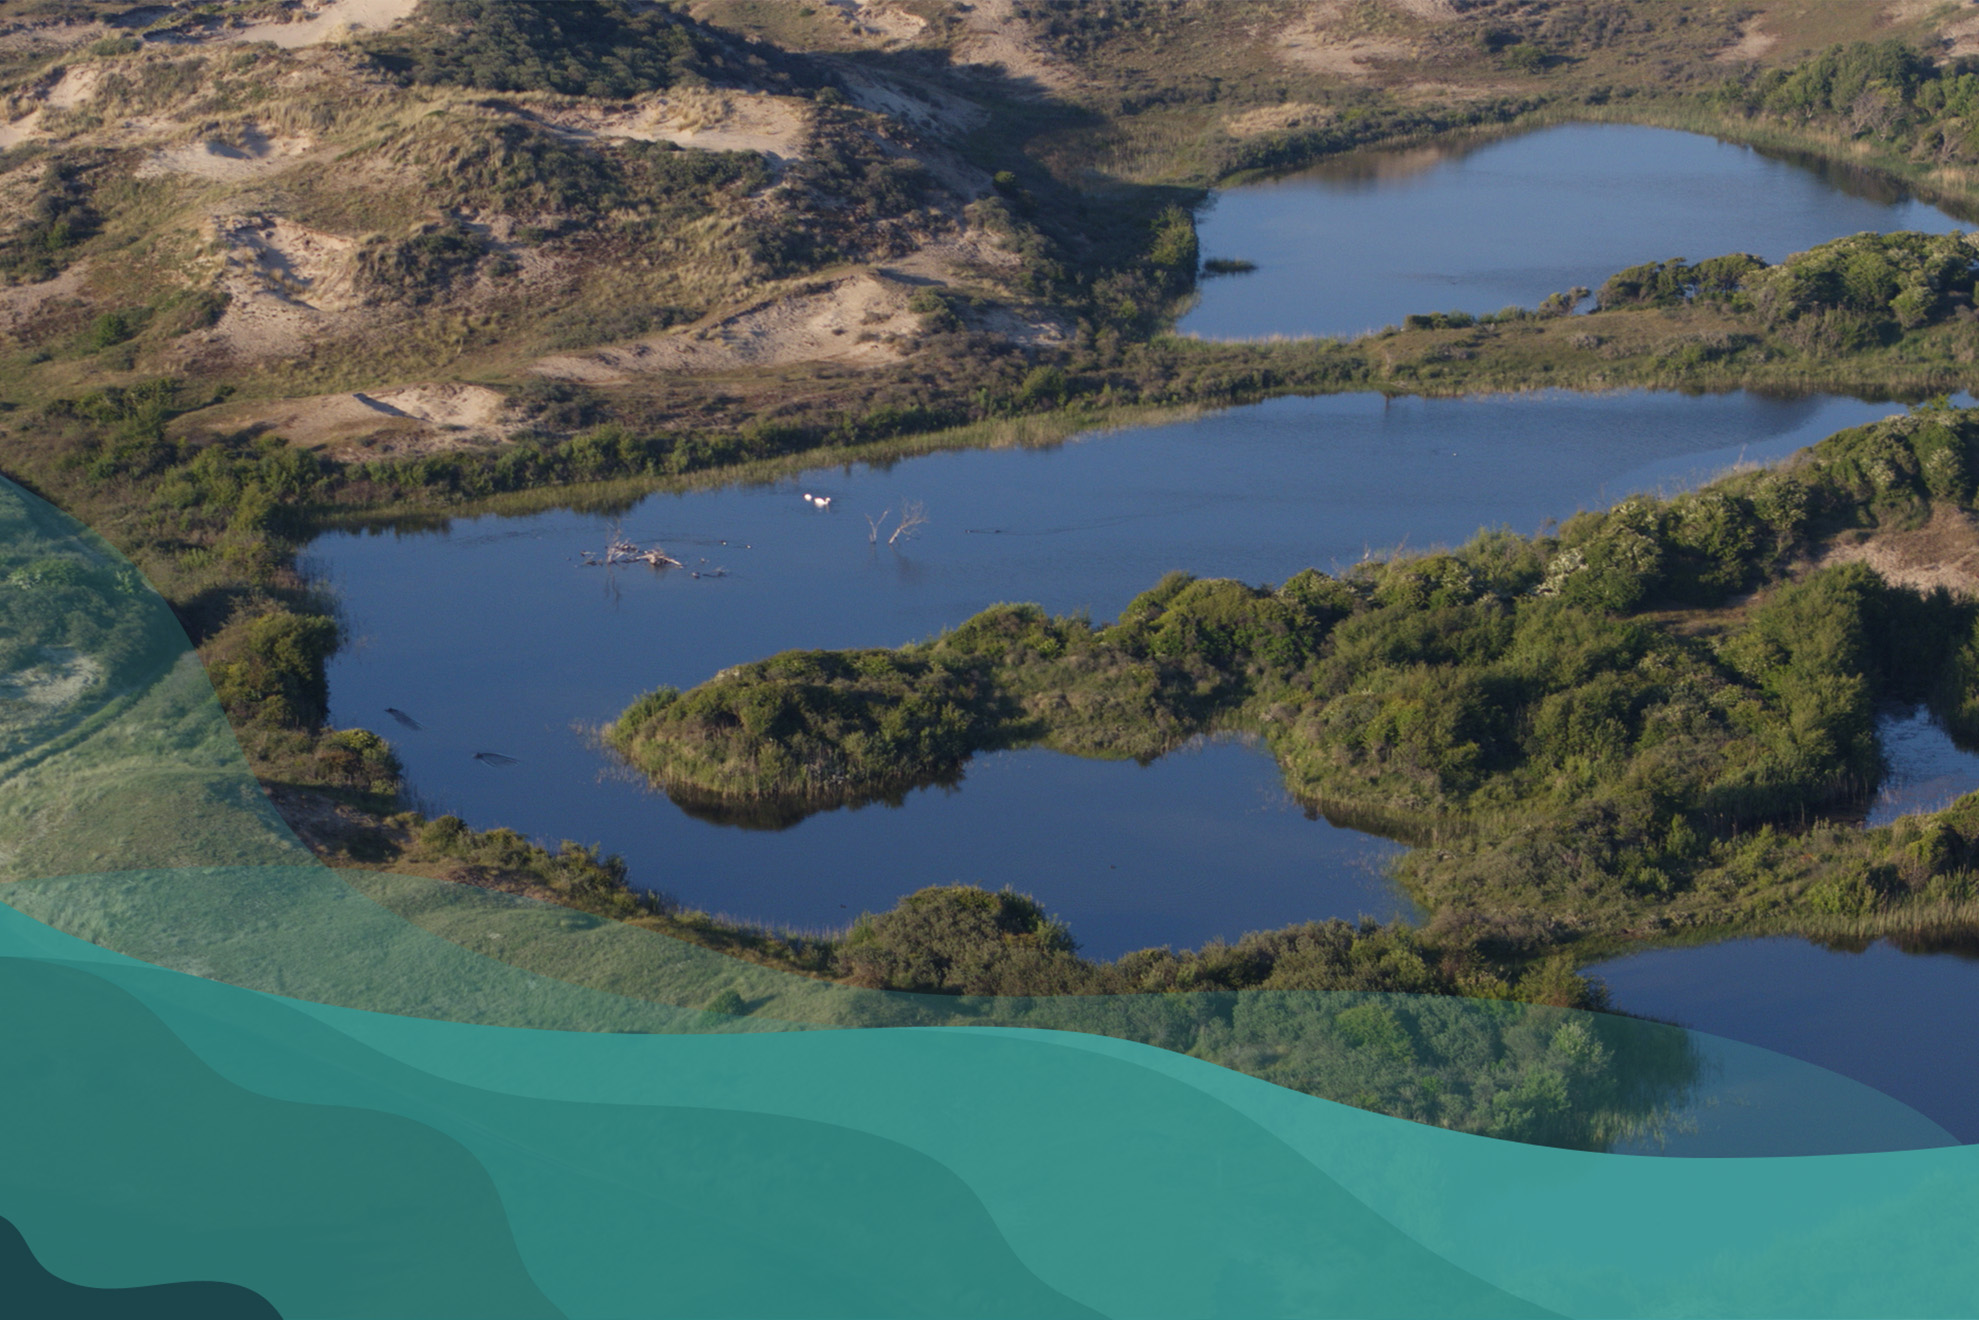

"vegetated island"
[612,402,1979,998]
[16,5,1979,1144]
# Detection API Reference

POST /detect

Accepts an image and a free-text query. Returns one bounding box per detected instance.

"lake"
[1182,122,1967,341]
[1593,936,1979,1144]
[313,389,1903,954]
[307,123,1979,1149]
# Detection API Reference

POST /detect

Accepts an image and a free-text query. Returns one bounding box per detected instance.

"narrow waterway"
[313,389,1901,952]
[1182,122,1968,341]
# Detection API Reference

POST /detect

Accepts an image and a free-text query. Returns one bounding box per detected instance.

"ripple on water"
[1869,706,1979,827]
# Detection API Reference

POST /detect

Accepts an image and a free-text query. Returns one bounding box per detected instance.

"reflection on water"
[1594,937,1979,1143]
[313,391,1904,952]
[1184,122,1967,341]
[1870,706,1979,826]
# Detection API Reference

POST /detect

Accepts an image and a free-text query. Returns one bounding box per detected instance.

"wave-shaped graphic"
[7,474,1979,1316]
[0,1214,278,1320]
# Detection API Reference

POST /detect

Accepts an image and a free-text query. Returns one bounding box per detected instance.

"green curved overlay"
[5,473,1977,1318]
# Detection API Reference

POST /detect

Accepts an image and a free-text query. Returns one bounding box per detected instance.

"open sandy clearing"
[1716,22,1780,61]
[181,383,513,458]
[951,0,1076,94]
[535,90,811,159]
[1820,505,1979,598]
[203,214,363,359]
[138,127,317,181]
[1384,0,1460,18]
[535,273,924,380]
[827,1,928,44]
[0,265,87,339]
[226,0,418,48]
[837,69,989,137]
[0,63,105,146]
[1276,2,1420,79]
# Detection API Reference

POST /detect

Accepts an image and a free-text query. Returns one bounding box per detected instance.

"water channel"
[313,390,1906,949]
[1182,121,1967,341]
[309,124,1979,1141]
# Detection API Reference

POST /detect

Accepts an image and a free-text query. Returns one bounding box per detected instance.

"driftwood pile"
[581,536,682,569]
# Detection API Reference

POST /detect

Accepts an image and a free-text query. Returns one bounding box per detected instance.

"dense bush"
[374,0,782,98]
[612,407,1979,951]
[208,609,340,728]
[0,161,96,284]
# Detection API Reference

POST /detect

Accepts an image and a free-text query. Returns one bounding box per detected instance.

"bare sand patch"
[1820,505,1979,598]
[1223,103,1335,139]
[0,648,103,738]
[206,214,362,359]
[138,127,317,181]
[826,1,928,44]
[0,264,87,337]
[0,107,44,150]
[1278,33,1415,77]
[0,62,105,146]
[184,383,513,458]
[1384,0,1460,19]
[884,226,1023,282]
[1947,12,1979,56]
[0,19,110,56]
[227,0,418,48]
[537,263,1066,381]
[836,69,988,136]
[536,89,811,160]
[951,0,1076,94]
[1277,2,1419,79]
[536,272,923,379]
[43,63,103,110]
[1716,22,1780,61]
[1886,0,1954,22]
[367,382,508,430]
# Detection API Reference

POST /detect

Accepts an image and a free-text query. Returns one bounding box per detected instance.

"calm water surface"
[1869,706,1979,827]
[313,390,1902,954]
[1589,709,1979,1141]
[1593,937,1979,1142]
[1183,123,1968,341]
[309,120,1979,1134]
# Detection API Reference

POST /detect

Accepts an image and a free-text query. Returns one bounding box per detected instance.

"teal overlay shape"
[5,472,1979,1317]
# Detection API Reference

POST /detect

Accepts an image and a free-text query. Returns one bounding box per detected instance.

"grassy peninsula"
[14,2,1979,1053]
[612,403,1979,983]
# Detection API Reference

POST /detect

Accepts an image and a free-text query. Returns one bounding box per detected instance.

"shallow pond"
[312,390,1904,954]
[1869,706,1979,828]
[1182,123,1968,341]
[1592,936,1979,1143]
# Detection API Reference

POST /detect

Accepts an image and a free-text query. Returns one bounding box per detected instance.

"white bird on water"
[813,495,833,510]
[801,492,816,504]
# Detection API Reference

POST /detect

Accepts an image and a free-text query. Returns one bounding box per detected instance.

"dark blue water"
[1869,706,1979,827]
[1183,123,1967,341]
[311,390,1903,954]
[304,120,1979,1145]
[1593,937,1979,1144]
[1587,708,1979,1142]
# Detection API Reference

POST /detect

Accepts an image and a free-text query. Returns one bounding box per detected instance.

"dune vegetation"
[13,2,1979,1033]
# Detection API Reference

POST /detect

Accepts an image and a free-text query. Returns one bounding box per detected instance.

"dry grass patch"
[1819,504,1979,599]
